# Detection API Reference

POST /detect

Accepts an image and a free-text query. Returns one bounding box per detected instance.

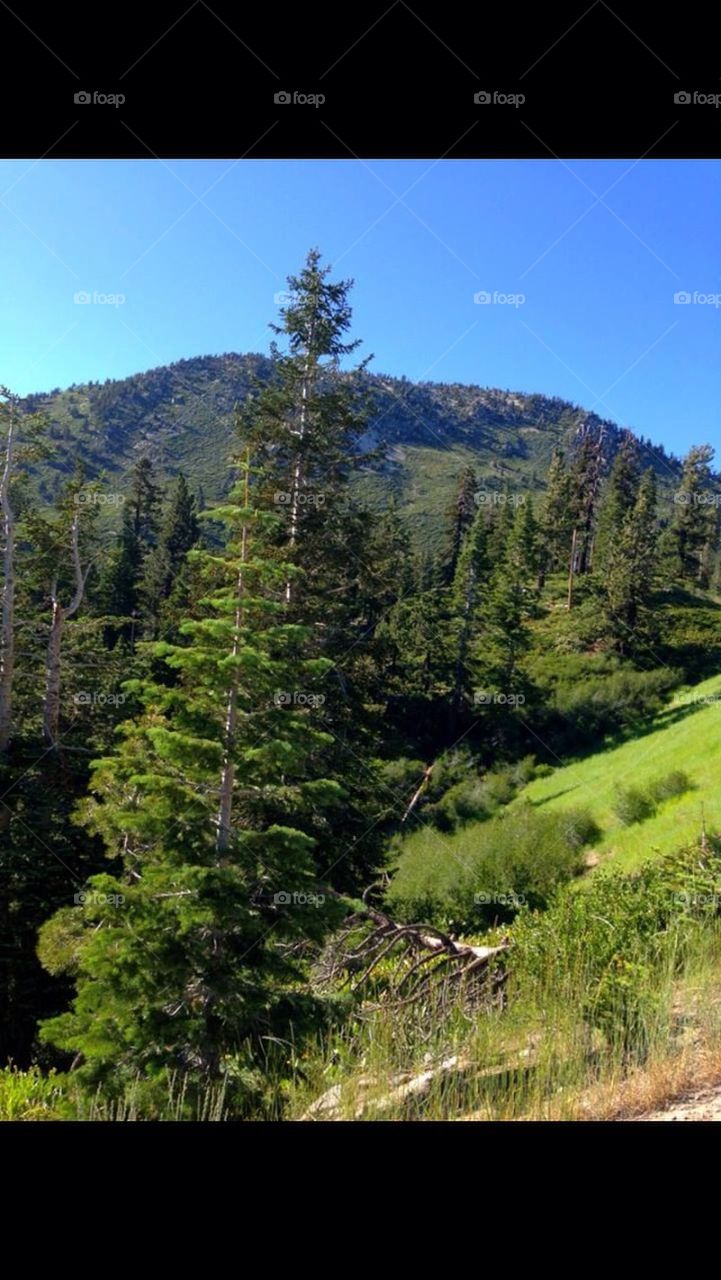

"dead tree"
[315,888,510,1016]
[42,509,93,745]
[0,389,18,751]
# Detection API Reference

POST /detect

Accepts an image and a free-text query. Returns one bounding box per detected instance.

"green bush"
[613,785,657,826]
[510,839,721,1050]
[420,757,538,834]
[613,770,692,826]
[386,801,597,928]
[0,1066,65,1121]
[647,769,691,803]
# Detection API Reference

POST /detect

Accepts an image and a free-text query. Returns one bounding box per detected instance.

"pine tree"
[38,456,346,1115]
[473,500,537,715]
[669,445,719,588]
[595,432,641,576]
[442,464,477,584]
[566,424,607,607]
[604,469,658,654]
[448,501,490,721]
[22,469,100,745]
[140,474,200,636]
[98,457,161,647]
[0,388,48,750]
[537,448,575,587]
[238,248,372,626]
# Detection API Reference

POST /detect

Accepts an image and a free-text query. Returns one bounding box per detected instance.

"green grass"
[513,671,721,873]
[389,672,721,883]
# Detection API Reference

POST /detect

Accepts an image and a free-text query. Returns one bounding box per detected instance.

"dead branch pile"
[315,889,510,1016]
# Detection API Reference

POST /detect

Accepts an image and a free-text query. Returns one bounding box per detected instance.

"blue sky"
[0,158,718,456]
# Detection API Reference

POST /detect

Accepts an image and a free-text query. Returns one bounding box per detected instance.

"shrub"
[386,802,596,928]
[0,1066,65,1121]
[421,759,538,834]
[613,771,692,826]
[510,839,721,1050]
[647,769,691,803]
[613,785,657,826]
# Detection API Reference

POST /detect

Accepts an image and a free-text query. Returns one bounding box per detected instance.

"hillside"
[391,668,721,895]
[510,671,721,874]
[21,353,682,547]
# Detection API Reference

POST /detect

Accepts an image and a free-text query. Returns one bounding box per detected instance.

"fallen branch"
[316,887,510,1012]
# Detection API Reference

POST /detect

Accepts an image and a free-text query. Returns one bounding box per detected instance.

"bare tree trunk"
[216,460,249,853]
[42,599,65,745]
[42,513,91,746]
[284,318,316,606]
[0,407,16,751]
[566,526,578,611]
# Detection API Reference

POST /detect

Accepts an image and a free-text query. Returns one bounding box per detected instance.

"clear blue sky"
[0,159,718,457]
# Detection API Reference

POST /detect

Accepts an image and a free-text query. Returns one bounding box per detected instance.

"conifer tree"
[595,432,641,576]
[449,501,490,721]
[38,456,346,1114]
[604,467,658,652]
[566,424,606,606]
[537,448,574,587]
[140,474,200,636]
[442,464,477,584]
[0,389,48,750]
[669,445,719,588]
[98,457,161,647]
[474,500,537,713]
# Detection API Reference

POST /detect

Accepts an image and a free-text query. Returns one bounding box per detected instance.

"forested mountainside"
[4,249,721,1123]
[22,355,682,547]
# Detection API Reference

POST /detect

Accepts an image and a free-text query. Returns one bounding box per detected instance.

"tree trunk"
[566,527,578,610]
[284,317,316,606]
[216,461,249,853]
[42,600,64,745]
[0,411,16,751]
[41,512,91,747]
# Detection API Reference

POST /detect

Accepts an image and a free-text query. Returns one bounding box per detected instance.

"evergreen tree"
[595,432,641,575]
[448,501,490,723]
[442,464,477,584]
[566,425,607,606]
[38,457,346,1115]
[604,468,658,653]
[537,448,575,586]
[669,445,719,588]
[473,500,538,717]
[98,458,161,646]
[140,474,200,636]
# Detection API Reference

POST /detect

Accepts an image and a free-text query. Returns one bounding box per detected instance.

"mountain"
[22,353,682,548]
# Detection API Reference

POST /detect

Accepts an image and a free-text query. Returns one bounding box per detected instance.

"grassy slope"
[392,671,721,881]
[513,672,721,872]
